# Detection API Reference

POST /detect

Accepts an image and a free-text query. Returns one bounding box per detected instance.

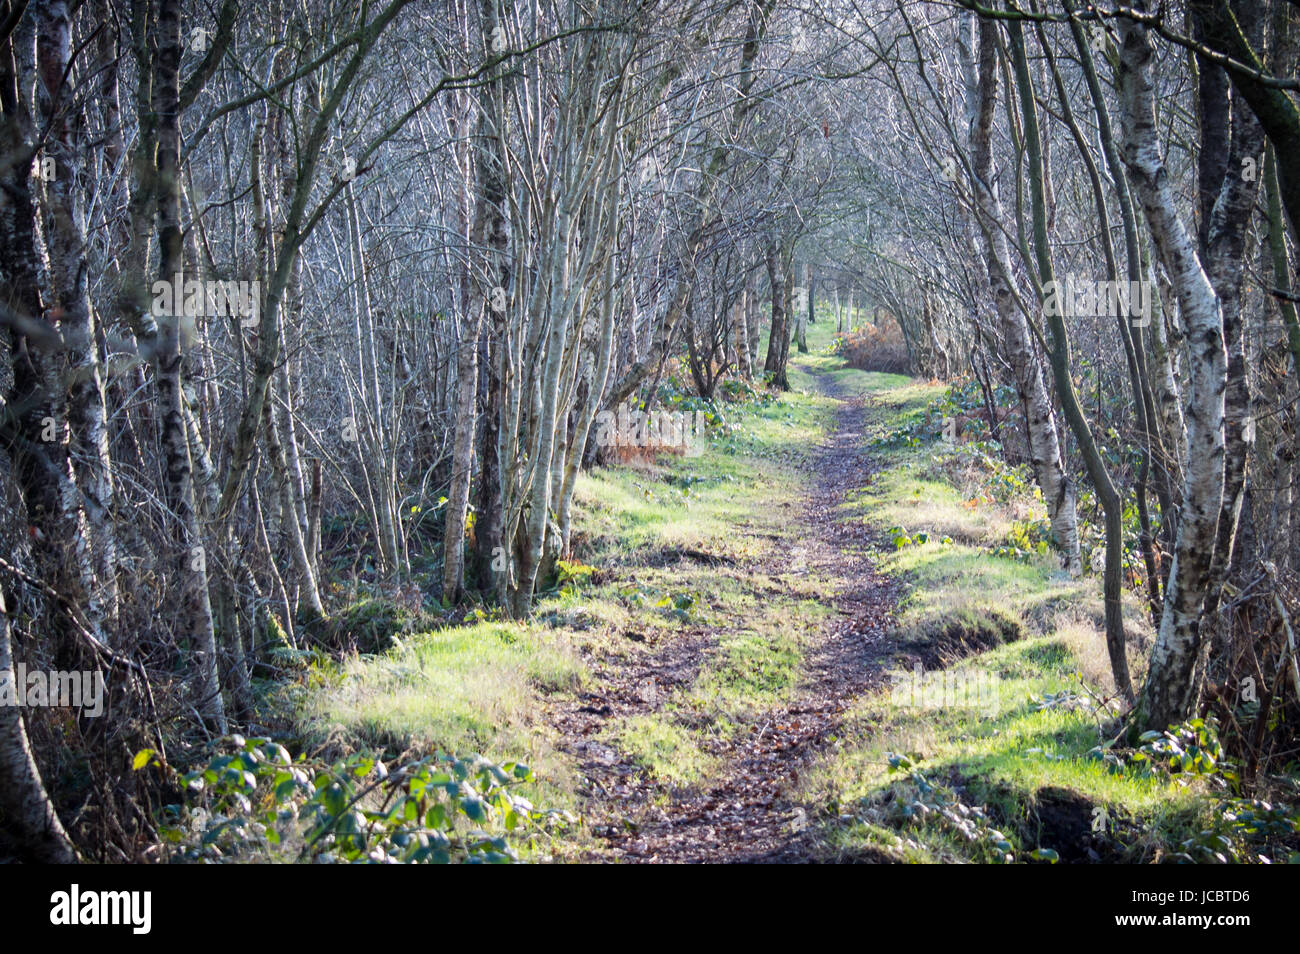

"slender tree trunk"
[1197,3,1266,621]
[733,286,752,378]
[1007,15,1131,699]
[445,2,507,602]
[764,238,793,389]
[965,15,1082,577]
[156,0,225,732]
[267,392,326,618]
[1118,9,1229,731]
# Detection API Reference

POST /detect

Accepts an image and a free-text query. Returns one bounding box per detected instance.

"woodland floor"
[551,365,903,862]
[300,322,1248,865]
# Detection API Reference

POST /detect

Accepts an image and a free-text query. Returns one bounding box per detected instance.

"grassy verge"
[792,321,1296,864]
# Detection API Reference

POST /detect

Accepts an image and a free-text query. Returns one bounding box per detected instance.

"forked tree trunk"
[964,16,1082,577]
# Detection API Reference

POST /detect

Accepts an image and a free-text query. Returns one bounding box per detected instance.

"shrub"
[834,318,910,373]
[139,735,572,863]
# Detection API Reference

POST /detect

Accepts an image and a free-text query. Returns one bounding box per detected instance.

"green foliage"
[1133,718,1226,782]
[1176,798,1300,864]
[314,593,436,654]
[1091,718,1227,784]
[718,377,775,405]
[554,559,596,597]
[883,755,1057,864]
[888,525,949,549]
[1074,487,1150,587]
[869,413,931,449]
[621,584,703,624]
[1088,718,1300,863]
[870,378,1011,451]
[988,517,1052,563]
[146,735,572,863]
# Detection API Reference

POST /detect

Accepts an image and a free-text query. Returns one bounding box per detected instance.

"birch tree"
[1117,5,1229,731]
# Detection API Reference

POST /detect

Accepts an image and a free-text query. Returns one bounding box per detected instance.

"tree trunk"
[444,2,507,602]
[965,15,1082,577]
[0,589,79,863]
[1118,9,1229,731]
[1007,16,1131,699]
[763,238,793,389]
[1196,2,1266,620]
[36,0,119,633]
[157,0,225,732]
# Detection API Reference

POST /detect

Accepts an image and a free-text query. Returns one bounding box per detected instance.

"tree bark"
[965,15,1082,577]
[1118,9,1229,731]
[0,588,79,863]
[156,0,225,732]
[1006,14,1131,699]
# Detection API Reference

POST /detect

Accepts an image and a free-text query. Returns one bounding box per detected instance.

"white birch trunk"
[1118,13,1228,730]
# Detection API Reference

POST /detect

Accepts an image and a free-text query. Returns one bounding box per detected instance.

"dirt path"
[555,369,902,862]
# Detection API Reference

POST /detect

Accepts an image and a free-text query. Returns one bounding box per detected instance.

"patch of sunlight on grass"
[887,542,1088,633]
[689,626,804,724]
[297,620,585,807]
[572,382,829,567]
[851,458,1014,546]
[788,356,913,397]
[606,712,717,786]
[802,632,1202,862]
[1056,615,1149,697]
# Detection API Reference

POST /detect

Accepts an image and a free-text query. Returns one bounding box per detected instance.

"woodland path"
[552,367,904,863]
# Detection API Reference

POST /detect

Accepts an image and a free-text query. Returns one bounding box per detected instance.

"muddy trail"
[553,369,904,863]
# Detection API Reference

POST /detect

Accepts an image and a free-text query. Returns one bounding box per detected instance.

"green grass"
[799,626,1213,862]
[607,713,717,786]
[565,340,851,788]
[284,308,1271,863]
[292,618,584,816]
[786,324,1235,863]
[287,319,855,829]
[691,626,803,717]
[302,621,582,750]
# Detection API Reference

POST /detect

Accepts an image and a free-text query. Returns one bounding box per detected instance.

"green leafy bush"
[141,736,571,863]
[1090,718,1300,863]
[883,755,1057,864]
[987,517,1052,562]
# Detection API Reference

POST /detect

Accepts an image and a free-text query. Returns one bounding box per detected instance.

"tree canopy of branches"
[1,0,1298,863]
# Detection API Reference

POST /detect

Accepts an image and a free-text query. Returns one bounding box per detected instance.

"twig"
[1265,564,1300,705]
[0,555,167,762]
